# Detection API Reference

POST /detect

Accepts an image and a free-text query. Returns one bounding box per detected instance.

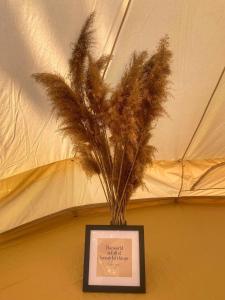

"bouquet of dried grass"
[32,13,172,225]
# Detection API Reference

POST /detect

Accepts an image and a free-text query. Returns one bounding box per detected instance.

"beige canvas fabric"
[0,158,224,233]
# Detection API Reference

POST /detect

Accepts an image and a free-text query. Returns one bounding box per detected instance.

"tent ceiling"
[1,0,225,180]
[105,0,225,161]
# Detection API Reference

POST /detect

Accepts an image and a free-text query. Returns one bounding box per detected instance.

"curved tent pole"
[102,0,132,80]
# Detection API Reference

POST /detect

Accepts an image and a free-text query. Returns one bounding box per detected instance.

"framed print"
[83,225,145,293]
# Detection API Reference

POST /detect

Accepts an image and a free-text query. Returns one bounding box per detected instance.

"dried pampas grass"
[32,12,172,225]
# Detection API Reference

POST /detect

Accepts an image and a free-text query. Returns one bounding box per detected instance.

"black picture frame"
[83,225,145,293]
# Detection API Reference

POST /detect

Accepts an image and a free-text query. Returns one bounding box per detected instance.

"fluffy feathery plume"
[78,144,100,176]
[32,73,99,176]
[86,54,109,114]
[124,35,172,200]
[106,39,172,222]
[140,35,172,127]
[69,12,95,91]
[107,51,148,146]
[32,13,172,225]
[96,54,112,72]
[32,73,89,143]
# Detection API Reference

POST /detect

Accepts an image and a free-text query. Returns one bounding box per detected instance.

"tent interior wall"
[1,203,225,299]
